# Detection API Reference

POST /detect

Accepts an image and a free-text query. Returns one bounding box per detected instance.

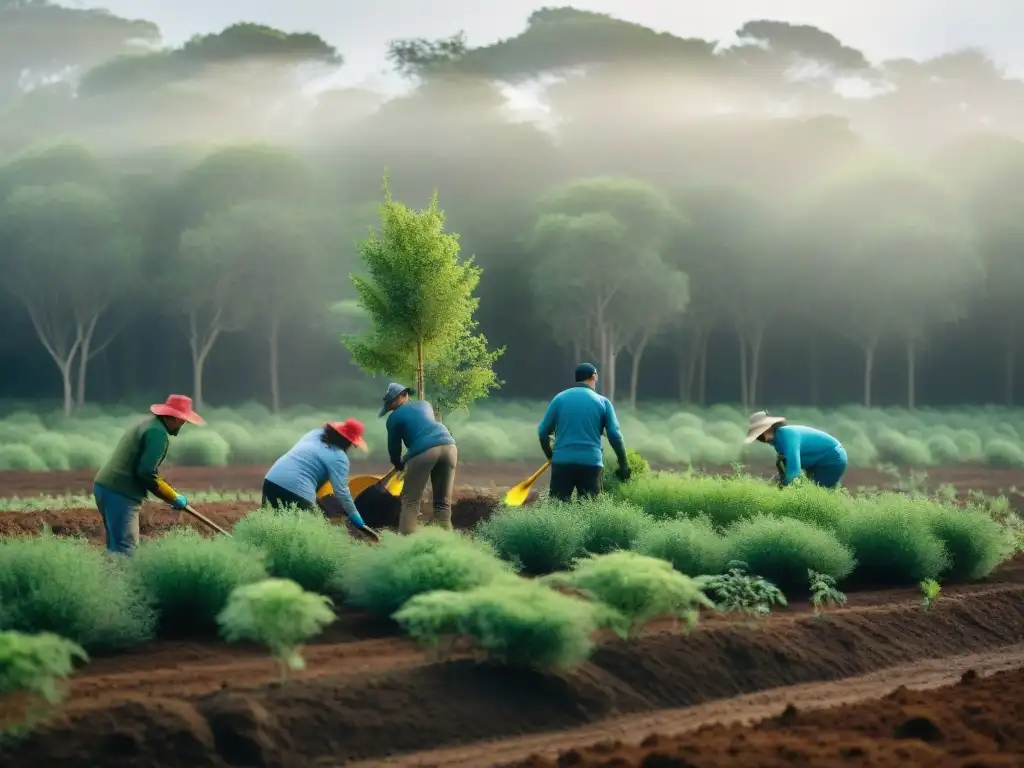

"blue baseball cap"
[379,382,412,417]
[574,362,598,382]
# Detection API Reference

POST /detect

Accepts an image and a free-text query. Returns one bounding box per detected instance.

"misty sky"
[88,0,1024,89]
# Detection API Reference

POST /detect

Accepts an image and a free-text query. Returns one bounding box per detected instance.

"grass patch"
[838,497,950,585]
[476,502,587,575]
[546,551,714,636]
[0,534,154,650]
[341,529,514,617]
[393,580,607,670]
[231,506,356,597]
[632,517,729,576]
[724,516,855,593]
[130,529,268,636]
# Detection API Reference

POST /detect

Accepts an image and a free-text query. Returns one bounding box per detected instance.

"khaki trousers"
[398,445,458,534]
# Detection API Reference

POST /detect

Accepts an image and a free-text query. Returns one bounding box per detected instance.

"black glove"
[393,460,405,472]
[617,463,631,482]
[539,436,553,461]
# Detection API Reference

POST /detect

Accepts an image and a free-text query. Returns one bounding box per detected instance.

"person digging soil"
[263,419,380,543]
[745,410,849,489]
[92,394,204,556]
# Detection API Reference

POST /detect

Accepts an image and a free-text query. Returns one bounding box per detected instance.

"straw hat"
[744,411,786,443]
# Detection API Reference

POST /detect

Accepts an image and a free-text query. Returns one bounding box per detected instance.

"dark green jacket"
[94,417,175,503]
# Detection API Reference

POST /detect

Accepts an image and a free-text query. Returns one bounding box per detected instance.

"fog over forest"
[2,2,1024,413]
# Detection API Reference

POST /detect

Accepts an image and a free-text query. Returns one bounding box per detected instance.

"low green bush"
[0,534,154,650]
[341,529,514,617]
[926,505,1014,582]
[603,448,651,491]
[632,517,729,576]
[476,502,587,575]
[724,516,855,592]
[130,529,268,635]
[0,630,88,733]
[547,552,714,636]
[838,498,950,585]
[704,560,787,616]
[983,438,1024,468]
[393,580,606,670]
[218,578,336,680]
[232,507,355,596]
[578,497,649,555]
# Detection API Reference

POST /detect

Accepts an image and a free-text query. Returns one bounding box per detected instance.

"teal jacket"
[538,384,626,467]
[386,400,455,467]
[770,425,845,485]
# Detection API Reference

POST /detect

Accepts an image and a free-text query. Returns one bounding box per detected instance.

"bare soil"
[0,561,1022,768]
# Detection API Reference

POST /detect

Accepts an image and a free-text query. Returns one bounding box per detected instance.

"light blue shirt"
[538,384,626,467]
[264,429,362,523]
[770,425,845,486]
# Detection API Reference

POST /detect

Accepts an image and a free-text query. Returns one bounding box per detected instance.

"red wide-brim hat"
[151,395,205,425]
[327,419,367,450]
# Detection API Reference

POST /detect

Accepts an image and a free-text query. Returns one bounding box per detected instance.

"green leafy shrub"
[603,448,650,490]
[0,631,88,732]
[632,517,729,576]
[393,580,606,670]
[983,438,1024,468]
[0,445,46,471]
[476,502,587,575]
[838,498,950,585]
[925,505,1014,582]
[341,529,513,617]
[578,497,649,554]
[546,552,714,636]
[166,431,231,467]
[724,516,855,592]
[130,529,267,635]
[0,535,154,650]
[703,561,787,617]
[808,570,847,618]
[218,578,335,680]
[921,578,941,610]
[232,507,355,596]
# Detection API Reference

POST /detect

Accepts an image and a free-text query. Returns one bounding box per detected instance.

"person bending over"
[538,363,629,502]
[263,419,378,540]
[93,394,203,555]
[379,382,458,535]
[744,410,848,489]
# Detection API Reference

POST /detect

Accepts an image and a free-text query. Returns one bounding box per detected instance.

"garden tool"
[319,467,405,500]
[183,504,231,537]
[504,461,551,506]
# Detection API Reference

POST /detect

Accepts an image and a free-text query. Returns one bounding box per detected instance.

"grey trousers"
[399,445,458,534]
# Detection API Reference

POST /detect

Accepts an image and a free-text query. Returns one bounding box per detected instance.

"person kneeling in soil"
[538,362,630,501]
[93,395,204,556]
[263,420,379,541]
[744,411,848,489]
[379,382,457,535]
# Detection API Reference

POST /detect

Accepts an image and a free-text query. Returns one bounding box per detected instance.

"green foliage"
[837,498,950,585]
[232,507,356,596]
[808,570,847,617]
[130,529,268,635]
[0,631,87,733]
[577,496,649,554]
[341,528,513,617]
[547,552,714,636]
[920,578,941,610]
[926,505,1015,581]
[724,516,856,592]
[703,561,788,617]
[218,578,335,679]
[0,535,153,650]
[425,325,505,416]
[603,447,650,490]
[475,501,588,574]
[393,580,605,670]
[632,517,729,576]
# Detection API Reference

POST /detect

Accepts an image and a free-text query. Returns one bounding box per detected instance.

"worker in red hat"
[93,394,204,555]
[262,419,380,541]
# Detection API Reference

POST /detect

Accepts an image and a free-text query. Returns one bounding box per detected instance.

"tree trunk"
[680,328,703,404]
[737,333,749,411]
[60,360,74,417]
[1005,336,1015,406]
[906,339,916,410]
[188,311,222,410]
[697,338,708,407]
[747,325,765,408]
[628,334,650,408]
[863,342,876,407]
[24,305,84,418]
[74,313,102,409]
[416,339,425,401]
[268,316,281,412]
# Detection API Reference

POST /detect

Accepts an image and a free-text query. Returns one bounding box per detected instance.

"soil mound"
[506,666,1024,767]
[3,587,1023,767]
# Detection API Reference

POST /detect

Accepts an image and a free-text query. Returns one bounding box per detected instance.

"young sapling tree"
[703,560,787,618]
[808,569,847,620]
[920,578,942,611]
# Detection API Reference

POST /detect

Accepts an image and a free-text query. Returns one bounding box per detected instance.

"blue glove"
[171,494,188,510]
